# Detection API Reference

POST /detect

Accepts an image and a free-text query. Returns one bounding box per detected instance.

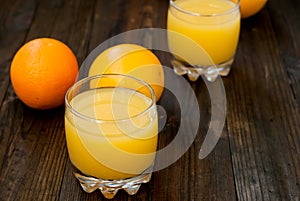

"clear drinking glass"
[64,74,158,199]
[167,0,240,81]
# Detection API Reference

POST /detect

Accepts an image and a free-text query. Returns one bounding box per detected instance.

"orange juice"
[65,88,158,180]
[167,0,240,65]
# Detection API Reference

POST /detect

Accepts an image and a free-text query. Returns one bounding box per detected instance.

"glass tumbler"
[167,0,240,81]
[64,74,158,199]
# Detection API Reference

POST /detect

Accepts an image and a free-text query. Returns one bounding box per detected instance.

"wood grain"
[225,4,300,200]
[0,0,299,200]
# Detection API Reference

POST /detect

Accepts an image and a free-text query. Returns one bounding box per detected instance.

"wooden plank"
[266,0,300,199]
[0,0,36,66]
[87,0,169,52]
[225,2,300,200]
[0,64,10,107]
[0,85,67,201]
[267,0,300,109]
[0,0,37,198]
[0,0,95,201]
[0,0,36,105]
[192,80,236,201]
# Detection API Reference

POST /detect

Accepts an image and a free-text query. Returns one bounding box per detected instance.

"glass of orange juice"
[64,74,158,199]
[167,0,240,81]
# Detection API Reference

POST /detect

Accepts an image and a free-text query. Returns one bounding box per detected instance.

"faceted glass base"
[171,57,234,82]
[74,172,152,199]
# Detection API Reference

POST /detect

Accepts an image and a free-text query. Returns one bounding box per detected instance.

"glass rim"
[65,74,156,124]
[169,0,240,17]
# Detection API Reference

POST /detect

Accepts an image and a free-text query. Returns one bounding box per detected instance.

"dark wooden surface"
[0,0,300,200]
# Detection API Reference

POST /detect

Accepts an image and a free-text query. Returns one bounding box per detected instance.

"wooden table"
[1,0,299,200]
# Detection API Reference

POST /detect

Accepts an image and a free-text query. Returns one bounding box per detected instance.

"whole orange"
[88,44,164,101]
[10,38,79,110]
[234,0,267,18]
